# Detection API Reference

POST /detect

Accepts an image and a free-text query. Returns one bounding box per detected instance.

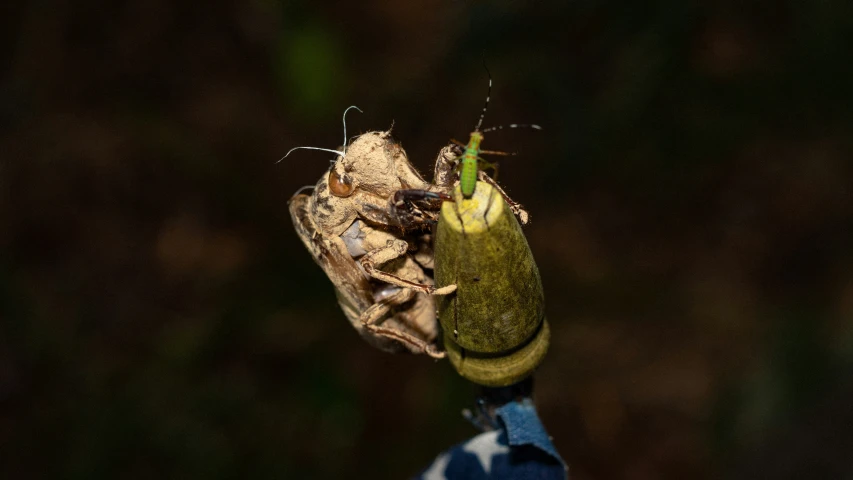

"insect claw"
[425,345,447,359]
[432,284,457,295]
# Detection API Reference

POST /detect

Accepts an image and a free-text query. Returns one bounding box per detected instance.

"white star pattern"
[422,452,451,480]
[462,430,510,475]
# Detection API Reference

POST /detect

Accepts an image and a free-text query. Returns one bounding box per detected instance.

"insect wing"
[288,194,373,324]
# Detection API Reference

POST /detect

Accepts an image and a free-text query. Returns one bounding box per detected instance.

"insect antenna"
[277,146,345,164]
[474,65,492,132]
[341,105,363,154]
[276,105,363,164]
[291,185,315,196]
[481,123,543,133]
[472,65,542,135]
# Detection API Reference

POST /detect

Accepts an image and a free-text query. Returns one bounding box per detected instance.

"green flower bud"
[435,181,549,386]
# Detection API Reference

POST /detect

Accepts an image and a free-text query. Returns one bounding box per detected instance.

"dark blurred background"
[2,1,853,478]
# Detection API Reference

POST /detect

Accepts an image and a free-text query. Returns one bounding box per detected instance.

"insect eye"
[328,170,355,197]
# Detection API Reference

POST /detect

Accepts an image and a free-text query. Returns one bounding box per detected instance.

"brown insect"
[285,108,455,357]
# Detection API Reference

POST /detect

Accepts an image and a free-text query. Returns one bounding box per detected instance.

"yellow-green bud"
[435,181,549,386]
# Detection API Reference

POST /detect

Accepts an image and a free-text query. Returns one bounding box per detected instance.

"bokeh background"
[3,1,853,478]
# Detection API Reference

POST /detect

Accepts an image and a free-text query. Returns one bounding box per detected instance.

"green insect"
[458,72,541,198]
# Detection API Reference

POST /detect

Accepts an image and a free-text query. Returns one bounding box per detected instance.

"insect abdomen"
[460,132,483,198]
[460,155,479,197]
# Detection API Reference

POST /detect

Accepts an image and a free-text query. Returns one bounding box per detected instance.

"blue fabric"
[415,399,567,480]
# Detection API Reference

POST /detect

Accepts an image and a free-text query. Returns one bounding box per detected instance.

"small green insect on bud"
[435,181,549,387]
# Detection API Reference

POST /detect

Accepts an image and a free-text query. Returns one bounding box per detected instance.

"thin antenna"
[474,63,492,132]
[277,105,362,164]
[292,185,315,196]
[481,124,543,133]
[276,146,345,164]
[341,105,363,153]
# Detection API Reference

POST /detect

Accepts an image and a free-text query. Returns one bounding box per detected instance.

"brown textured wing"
[289,193,434,354]
[288,194,373,321]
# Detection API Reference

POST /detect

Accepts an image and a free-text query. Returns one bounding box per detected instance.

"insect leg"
[477,170,530,225]
[394,189,452,203]
[477,148,515,156]
[359,239,457,295]
[478,157,500,182]
[360,289,446,358]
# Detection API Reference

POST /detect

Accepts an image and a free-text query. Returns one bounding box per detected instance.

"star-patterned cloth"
[415,399,567,480]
